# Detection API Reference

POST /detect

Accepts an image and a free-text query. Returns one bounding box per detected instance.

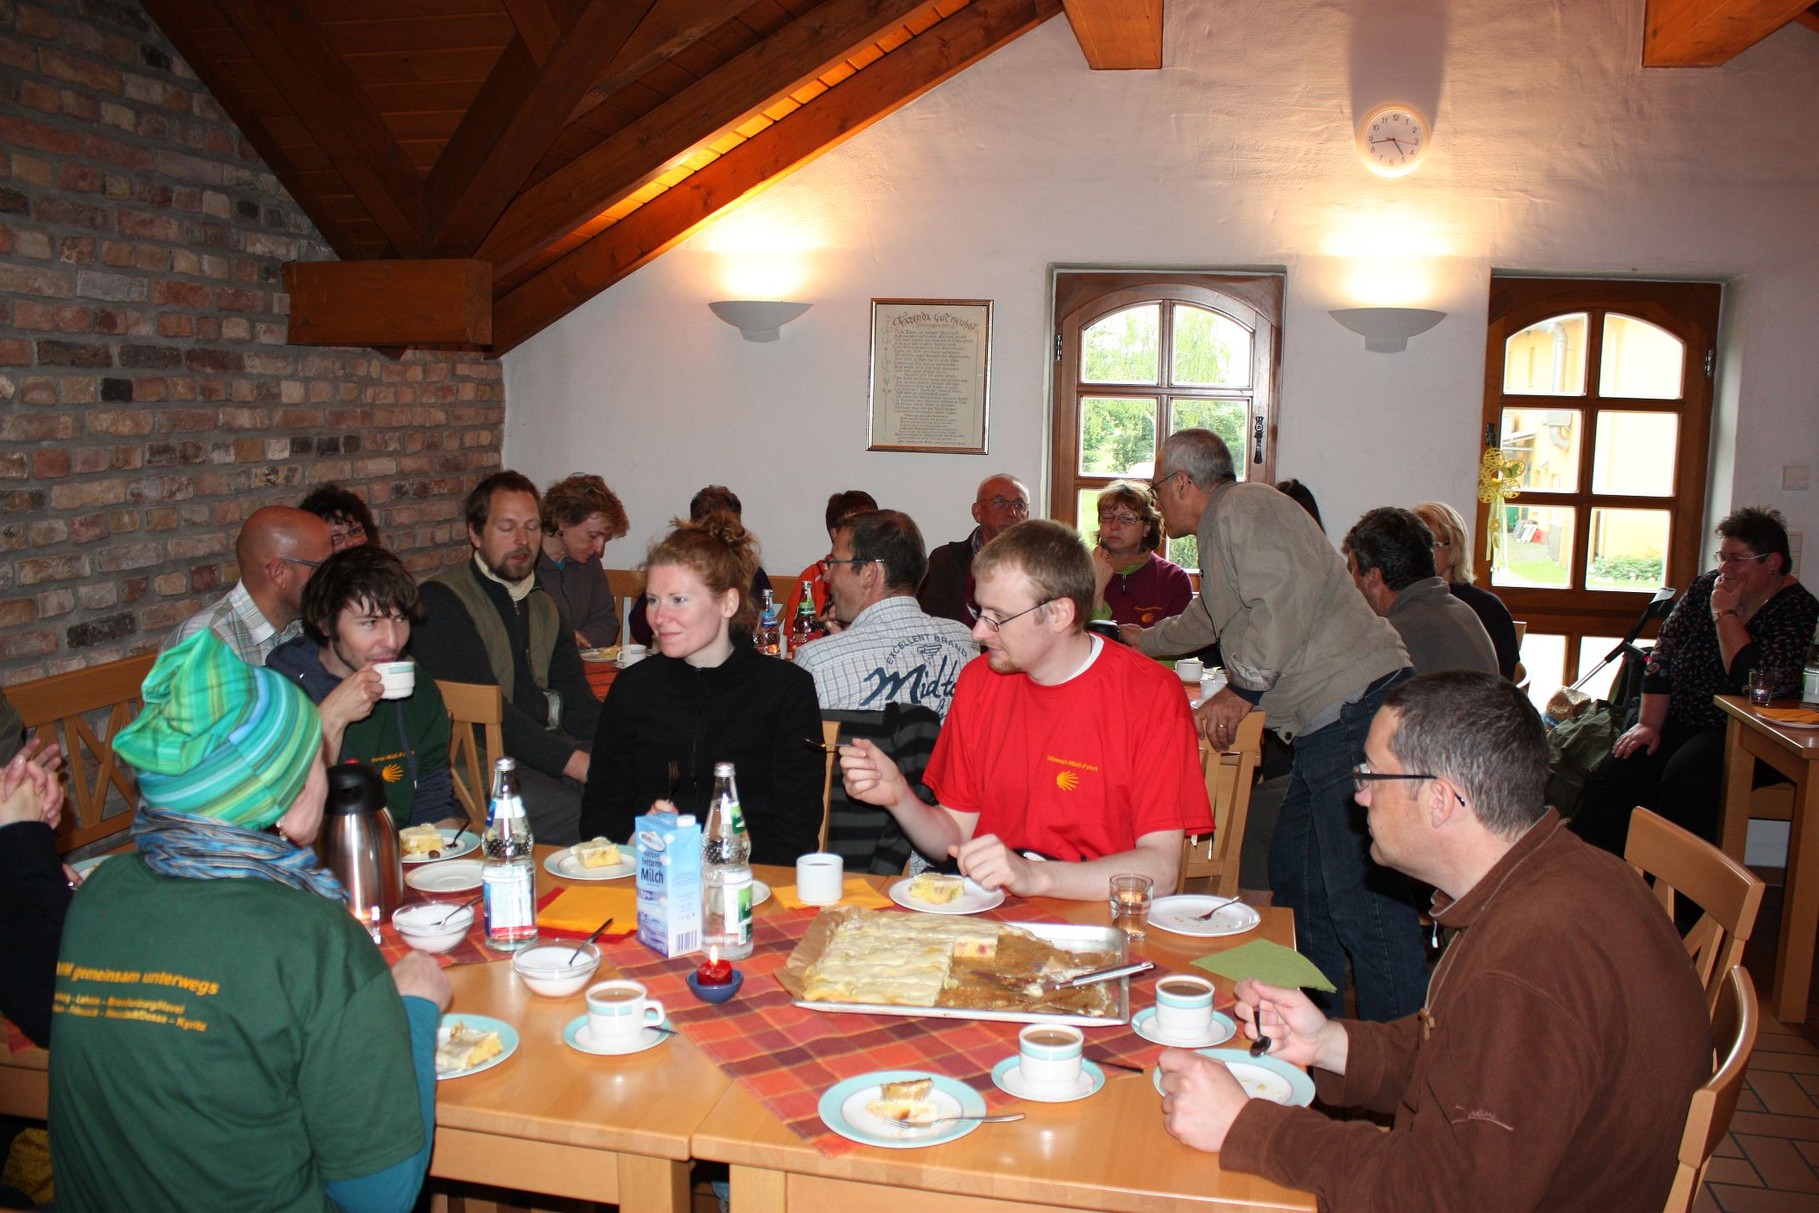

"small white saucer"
[562,1014,672,1056]
[1132,1006,1236,1049]
[991,1056,1104,1103]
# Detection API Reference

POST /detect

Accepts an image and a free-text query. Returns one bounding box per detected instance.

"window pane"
[1079,397,1158,476]
[1520,633,1567,713]
[1077,488,1104,548]
[1587,508,1669,592]
[1591,412,1678,496]
[1503,313,1587,396]
[1600,314,1684,400]
[1169,398,1249,480]
[1083,304,1160,384]
[1491,505,1577,589]
[1575,636,1625,704]
[1171,305,1251,389]
[1166,532,1199,575]
[1500,408,1581,492]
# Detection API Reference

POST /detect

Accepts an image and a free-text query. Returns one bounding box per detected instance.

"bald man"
[918,473,1031,627]
[168,506,332,664]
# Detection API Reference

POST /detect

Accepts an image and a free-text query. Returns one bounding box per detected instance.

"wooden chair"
[1512,619,1528,689]
[9,652,156,855]
[1625,807,1765,1012]
[1179,711,1266,896]
[437,679,503,828]
[1662,963,1758,1213]
[604,567,643,642]
[817,718,839,852]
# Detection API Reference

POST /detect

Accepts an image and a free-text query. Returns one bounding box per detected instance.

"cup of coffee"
[1154,974,1216,1041]
[585,979,665,1045]
[1018,1023,1084,1090]
[617,644,648,669]
[374,660,415,700]
[795,852,844,906]
[1174,657,1204,682]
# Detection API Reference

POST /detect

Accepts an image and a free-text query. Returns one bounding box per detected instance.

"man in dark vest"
[414,471,597,843]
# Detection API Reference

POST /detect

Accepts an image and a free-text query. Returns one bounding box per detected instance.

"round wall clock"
[1357,104,1430,176]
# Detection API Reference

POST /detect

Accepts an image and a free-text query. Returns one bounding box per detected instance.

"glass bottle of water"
[757,590,780,656]
[482,757,537,952]
[702,762,753,959]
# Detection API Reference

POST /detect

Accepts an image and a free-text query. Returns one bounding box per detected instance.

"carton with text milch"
[635,808,701,958]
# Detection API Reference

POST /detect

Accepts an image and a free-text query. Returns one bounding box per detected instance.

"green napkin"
[1193,940,1338,992]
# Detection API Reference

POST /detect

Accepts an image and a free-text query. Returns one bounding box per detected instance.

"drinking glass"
[1109,873,1153,943]
[1747,667,1776,707]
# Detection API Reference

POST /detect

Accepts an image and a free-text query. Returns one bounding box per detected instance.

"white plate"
[1151,1048,1314,1107]
[406,859,483,893]
[991,1056,1104,1103]
[1753,708,1819,729]
[544,847,636,881]
[579,646,619,664]
[70,853,118,879]
[435,1014,519,1081]
[401,828,479,865]
[888,876,1006,916]
[1131,1006,1236,1049]
[1148,895,1261,938]
[562,1014,672,1056]
[818,1071,987,1150]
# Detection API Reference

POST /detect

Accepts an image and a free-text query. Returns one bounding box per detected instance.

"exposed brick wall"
[0,0,505,685]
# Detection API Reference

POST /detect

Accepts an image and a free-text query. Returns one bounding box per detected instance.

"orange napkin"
[535,885,638,935]
[771,877,894,911]
[1755,706,1819,726]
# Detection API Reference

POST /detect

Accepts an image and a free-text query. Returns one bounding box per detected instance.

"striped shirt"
[792,595,978,718]
[168,581,301,666]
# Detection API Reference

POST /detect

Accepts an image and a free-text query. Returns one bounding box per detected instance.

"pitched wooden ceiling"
[134,0,1811,355]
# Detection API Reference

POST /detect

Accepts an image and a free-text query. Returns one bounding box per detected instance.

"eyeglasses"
[819,556,877,574]
[1714,550,1770,567]
[1431,539,1452,550]
[1097,511,1141,526]
[278,555,322,570]
[971,599,1054,632]
[1352,762,1465,803]
[978,496,1029,515]
[328,529,366,550]
[1150,470,1184,494]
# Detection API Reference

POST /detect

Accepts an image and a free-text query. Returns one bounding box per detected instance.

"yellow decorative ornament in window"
[1476,447,1526,564]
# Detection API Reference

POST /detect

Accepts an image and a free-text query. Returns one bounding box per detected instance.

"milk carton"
[635,808,702,958]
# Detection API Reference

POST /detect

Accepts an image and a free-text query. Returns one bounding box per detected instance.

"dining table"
[1715,693,1819,1022]
[1,848,1313,1213]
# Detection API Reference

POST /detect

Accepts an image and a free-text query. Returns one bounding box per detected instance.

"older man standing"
[843,520,1209,898]
[168,505,332,665]
[796,509,977,718]
[1344,507,1498,676]
[1160,672,1711,1212]
[414,471,597,843]
[1129,430,1423,1021]
[918,473,1030,627]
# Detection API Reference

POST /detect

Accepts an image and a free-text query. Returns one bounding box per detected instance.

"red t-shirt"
[925,638,1212,860]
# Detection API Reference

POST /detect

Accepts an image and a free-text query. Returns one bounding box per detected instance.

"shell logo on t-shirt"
[380,762,405,784]
[1055,770,1079,791]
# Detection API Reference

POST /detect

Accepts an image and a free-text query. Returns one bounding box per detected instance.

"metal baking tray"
[792,920,1132,1029]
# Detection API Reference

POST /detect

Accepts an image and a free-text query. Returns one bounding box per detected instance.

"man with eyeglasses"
[1159,671,1710,1213]
[794,510,978,718]
[168,505,332,665]
[1132,430,1423,1022]
[842,520,1210,898]
[917,473,1031,627]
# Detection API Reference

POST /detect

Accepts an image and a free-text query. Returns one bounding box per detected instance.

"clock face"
[1358,105,1429,176]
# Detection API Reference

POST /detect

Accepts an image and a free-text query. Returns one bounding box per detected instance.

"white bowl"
[392,903,474,953]
[512,942,602,997]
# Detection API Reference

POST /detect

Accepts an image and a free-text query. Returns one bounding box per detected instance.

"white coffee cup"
[1154,974,1216,1040]
[795,852,844,906]
[617,644,648,668]
[585,979,665,1044]
[1018,1023,1084,1090]
[374,660,415,700]
[1174,657,1204,682]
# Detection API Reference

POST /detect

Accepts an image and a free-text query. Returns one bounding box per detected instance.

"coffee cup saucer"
[563,1014,671,1056]
[990,1055,1103,1103]
[1132,1006,1236,1049]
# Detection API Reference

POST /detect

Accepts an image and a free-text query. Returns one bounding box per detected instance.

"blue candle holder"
[685,967,745,1004]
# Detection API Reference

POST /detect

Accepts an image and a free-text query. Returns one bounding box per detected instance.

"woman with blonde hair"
[1411,500,1520,680]
[578,512,823,863]
[1090,479,1193,628]
[537,473,630,648]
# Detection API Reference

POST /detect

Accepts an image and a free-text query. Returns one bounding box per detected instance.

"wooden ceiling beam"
[1643,0,1814,65]
[502,0,564,63]
[210,0,427,254]
[1061,0,1162,69]
[566,0,756,124]
[284,259,491,347]
[426,0,652,257]
[492,0,1064,353]
[477,0,946,279]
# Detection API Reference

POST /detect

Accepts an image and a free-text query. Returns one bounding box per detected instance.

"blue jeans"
[1269,674,1429,1022]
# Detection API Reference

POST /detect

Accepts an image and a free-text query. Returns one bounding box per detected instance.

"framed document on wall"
[867,298,992,454]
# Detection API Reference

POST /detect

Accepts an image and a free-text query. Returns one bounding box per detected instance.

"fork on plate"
[1189,895,1245,921]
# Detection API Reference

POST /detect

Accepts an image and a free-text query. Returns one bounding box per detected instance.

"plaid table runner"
[603,902,1202,1156]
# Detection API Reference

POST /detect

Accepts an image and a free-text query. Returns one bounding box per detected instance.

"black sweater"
[1,821,71,1047]
[579,644,824,865]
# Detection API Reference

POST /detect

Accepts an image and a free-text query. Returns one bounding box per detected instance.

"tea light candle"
[695,945,734,986]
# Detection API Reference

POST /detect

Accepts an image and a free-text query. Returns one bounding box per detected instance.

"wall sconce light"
[1329,307,1446,353]
[709,300,810,343]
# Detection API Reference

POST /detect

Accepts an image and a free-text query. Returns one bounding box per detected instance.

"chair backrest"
[604,568,643,642]
[770,573,798,604]
[1626,806,1766,1012]
[9,652,157,855]
[1179,711,1266,896]
[1662,963,1757,1213]
[437,679,503,828]
[817,719,838,852]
